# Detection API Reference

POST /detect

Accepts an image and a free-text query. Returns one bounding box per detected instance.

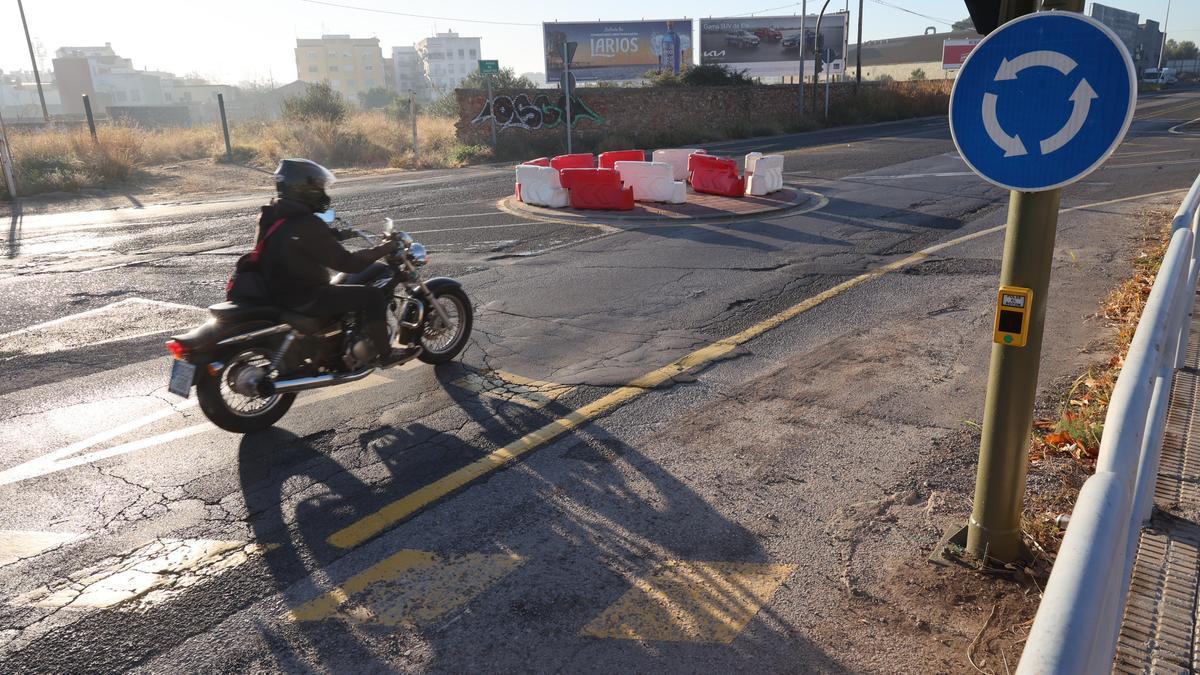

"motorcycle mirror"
[399,231,414,246]
[317,209,336,224]
[384,217,395,235]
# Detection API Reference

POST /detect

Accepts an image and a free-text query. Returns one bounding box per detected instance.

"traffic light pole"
[963,0,1084,564]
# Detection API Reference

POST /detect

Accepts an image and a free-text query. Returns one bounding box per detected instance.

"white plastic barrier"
[652,148,705,182]
[613,161,687,204]
[745,152,785,196]
[515,165,569,208]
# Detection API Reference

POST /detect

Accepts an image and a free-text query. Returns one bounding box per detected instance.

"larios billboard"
[544,20,693,82]
[699,13,849,78]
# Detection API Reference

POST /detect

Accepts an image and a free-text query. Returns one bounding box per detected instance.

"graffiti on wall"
[472,92,603,131]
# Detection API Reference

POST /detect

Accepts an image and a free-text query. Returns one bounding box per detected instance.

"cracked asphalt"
[2,88,1200,673]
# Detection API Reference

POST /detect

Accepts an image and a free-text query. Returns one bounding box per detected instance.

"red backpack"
[225,217,287,302]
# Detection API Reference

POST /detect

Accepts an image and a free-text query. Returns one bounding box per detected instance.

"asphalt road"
[2,86,1200,672]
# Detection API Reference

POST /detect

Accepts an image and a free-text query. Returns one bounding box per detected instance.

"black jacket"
[257,199,391,307]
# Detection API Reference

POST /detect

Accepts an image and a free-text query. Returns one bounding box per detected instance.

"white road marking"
[1105,158,1200,170]
[841,171,977,181]
[1168,116,1200,135]
[0,530,86,567]
[408,221,545,235]
[390,211,512,223]
[0,367,414,487]
[0,298,202,341]
[0,298,207,359]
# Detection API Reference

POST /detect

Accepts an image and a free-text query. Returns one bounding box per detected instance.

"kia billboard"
[942,38,980,70]
[699,12,849,78]
[544,20,693,82]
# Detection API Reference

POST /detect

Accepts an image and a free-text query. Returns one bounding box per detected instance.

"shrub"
[282,81,348,123]
[910,68,927,81]
[449,144,492,165]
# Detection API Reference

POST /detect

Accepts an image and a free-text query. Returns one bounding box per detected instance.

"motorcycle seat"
[208,302,282,323]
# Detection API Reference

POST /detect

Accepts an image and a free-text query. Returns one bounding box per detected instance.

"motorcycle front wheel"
[196,347,296,434]
[418,286,472,364]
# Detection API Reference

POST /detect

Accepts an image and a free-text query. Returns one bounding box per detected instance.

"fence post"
[410,91,418,163]
[217,93,232,162]
[0,108,17,199]
[82,94,97,141]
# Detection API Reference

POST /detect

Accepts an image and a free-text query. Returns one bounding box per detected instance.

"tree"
[459,67,536,90]
[645,64,754,87]
[910,68,927,81]
[282,81,348,123]
[952,17,976,31]
[1165,39,1199,61]
[358,87,397,109]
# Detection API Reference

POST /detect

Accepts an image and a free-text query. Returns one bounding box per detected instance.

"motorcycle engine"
[343,337,376,370]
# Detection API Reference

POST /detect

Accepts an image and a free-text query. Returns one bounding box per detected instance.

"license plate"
[168,360,196,398]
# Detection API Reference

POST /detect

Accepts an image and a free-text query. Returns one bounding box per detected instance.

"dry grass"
[1022,213,1173,553]
[3,115,468,199]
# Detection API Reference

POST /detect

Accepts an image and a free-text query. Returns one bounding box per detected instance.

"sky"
[1,0,1195,86]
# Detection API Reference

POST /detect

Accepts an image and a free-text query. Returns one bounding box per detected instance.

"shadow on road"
[4,198,21,259]
[229,363,851,671]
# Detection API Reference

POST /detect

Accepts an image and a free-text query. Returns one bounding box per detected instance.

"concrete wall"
[454,80,953,147]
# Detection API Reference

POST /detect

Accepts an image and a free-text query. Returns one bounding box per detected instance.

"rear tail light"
[165,339,188,360]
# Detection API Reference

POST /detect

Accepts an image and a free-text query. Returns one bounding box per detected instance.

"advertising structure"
[544,20,693,83]
[699,12,849,78]
[942,38,980,70]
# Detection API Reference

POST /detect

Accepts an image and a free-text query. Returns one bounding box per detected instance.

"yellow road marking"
[319,187,1188,550]
[580,560,795,643]
[14,538,270,611]
[290,549,524,627]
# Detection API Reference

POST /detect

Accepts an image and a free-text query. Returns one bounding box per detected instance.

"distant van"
[1143,67,1178,85]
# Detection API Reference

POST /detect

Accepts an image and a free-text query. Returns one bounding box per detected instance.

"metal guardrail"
[1019,173,1200,674]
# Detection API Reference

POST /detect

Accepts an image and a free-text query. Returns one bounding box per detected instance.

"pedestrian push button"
[993,286,1032,347]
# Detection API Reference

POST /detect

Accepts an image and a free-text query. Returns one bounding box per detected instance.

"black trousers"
[296,284,391,358]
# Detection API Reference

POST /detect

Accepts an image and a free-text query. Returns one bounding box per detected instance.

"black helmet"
[273,158,336,213]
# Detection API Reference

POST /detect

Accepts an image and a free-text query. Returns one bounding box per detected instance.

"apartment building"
[295,35,386,101]
[415,31,481,100]
[392,46,424,97]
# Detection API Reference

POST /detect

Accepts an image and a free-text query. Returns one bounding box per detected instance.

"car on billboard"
[753,27,783,42]
[726,31,761,48]
[781,32,805,51]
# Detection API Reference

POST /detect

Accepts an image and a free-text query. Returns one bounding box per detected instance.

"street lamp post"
[812,0,831,115]
[16,0,49,122]
[1157,0,1173,71]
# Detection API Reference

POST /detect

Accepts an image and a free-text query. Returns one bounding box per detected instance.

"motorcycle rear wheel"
[196,348,296,434]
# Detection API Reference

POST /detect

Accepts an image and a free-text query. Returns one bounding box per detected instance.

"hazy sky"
[1,0,1193,85]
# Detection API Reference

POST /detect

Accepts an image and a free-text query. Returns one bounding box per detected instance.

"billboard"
[544,20,693,82]
[699,12,849,78]
[942,39,980,70]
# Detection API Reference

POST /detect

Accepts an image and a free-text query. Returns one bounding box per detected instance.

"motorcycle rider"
[257,158,409,366]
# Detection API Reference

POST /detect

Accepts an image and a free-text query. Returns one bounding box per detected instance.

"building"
[295,35,386,102]
[1132,20,1165,72]
[848,29,980,81]
[53,44,168,116]
[415,31,481,100]
[392,46,423,97]
[1091,3,1139,52]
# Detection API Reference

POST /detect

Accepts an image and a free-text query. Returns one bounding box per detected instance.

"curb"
[498,185,823,226]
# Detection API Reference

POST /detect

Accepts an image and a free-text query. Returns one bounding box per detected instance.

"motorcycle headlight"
[409,242,428,266]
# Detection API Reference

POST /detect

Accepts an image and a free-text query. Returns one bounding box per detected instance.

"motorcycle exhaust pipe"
[267,367,376,395]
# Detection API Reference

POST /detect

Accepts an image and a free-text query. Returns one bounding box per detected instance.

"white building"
[415,31,481,100]
[392,46,424,97]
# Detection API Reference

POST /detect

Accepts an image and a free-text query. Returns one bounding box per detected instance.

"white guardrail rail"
[1019,173,1200,674]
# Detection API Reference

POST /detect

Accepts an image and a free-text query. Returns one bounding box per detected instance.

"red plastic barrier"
[559,168,635,210]
[691,169,745,197]
[523,157,551,167]
[550,153,595,173]
[687,153,735,174]
[687,154,745,197]
[598,149,645,170]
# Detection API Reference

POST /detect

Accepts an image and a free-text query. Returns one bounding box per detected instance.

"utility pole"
[563,42,577,155]
[16,0,49,122]
[812,0,831,116]
[1157,0,1173,71]
[799,0,807,114]
[963,0,1085,565]
[856,0,864,91]
[485,74,497,148]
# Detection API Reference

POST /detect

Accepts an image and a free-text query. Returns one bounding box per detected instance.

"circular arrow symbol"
[981,49,1097,157]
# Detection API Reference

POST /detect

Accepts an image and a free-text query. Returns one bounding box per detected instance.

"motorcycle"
[164,212,472,433]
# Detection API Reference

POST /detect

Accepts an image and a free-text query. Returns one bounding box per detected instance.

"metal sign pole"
[563,43,573,155]
[486,74,497,148]
[410,91,418,162]
[964,0,1087,564]
[799,0,807,114]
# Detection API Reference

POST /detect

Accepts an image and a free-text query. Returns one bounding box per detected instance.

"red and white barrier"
[515,165,569,208]
[652,148,706,181]
[745,152,785,196]
[613,161,686,204]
